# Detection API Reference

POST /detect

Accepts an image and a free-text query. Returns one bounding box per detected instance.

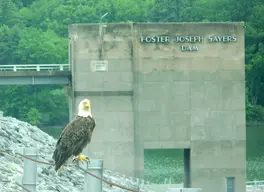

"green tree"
[35,87,68,126]
[0,25,22,64]
[16,27,68,64]
[0,0,23,27]
[1,85,34,120]
[26,107,41,125]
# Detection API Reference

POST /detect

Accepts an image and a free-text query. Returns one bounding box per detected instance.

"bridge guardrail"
[0,64,70,72]
[246,180,264,192]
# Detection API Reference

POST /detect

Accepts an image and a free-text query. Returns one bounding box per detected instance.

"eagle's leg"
[72,154,90,163]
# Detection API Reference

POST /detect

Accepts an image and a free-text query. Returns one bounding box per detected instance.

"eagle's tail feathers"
[53,146,70,172]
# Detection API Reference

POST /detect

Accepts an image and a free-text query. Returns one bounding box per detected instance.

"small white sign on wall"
[91,60,108,72]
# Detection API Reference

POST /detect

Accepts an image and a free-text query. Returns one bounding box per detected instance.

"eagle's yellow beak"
[84,102,90,108]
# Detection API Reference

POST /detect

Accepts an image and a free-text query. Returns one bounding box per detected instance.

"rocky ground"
[0,116,154,192]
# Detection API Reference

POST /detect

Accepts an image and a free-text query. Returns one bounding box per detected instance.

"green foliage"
[0,0,22,27]
[16,27,68,64]
[246,104,264,121]
[0,85,68,126]
[36,88,69,125]
[0,25,22,64]
[0,0,263,126]
[26,107,41,125]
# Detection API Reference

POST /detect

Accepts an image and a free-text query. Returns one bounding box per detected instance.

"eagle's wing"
[55,116,80,147]
[52,116,95,171]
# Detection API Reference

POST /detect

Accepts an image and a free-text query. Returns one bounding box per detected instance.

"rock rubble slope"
[0,116,153,192]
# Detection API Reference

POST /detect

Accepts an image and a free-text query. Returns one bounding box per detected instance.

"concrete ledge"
[75,91,133,96]
[69,22,244,26]
[144,141,190,149]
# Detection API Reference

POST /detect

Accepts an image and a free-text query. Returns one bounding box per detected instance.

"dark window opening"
[226,177,235,192]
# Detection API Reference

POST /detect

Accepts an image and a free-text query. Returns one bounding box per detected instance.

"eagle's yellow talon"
[73,154,90,162]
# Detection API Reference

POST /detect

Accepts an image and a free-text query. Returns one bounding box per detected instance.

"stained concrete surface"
[68,22,246,192]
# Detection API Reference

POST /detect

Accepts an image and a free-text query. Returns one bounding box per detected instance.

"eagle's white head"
[78,99,92,117]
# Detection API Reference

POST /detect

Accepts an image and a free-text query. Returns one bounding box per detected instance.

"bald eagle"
[52,99,96,172]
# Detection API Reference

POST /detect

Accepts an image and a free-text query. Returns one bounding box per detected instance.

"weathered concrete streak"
[69,22,246,192]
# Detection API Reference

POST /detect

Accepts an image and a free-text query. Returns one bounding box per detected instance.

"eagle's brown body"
[52,115,96,171]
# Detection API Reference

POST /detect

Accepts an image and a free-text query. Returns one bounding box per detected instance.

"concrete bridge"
[0,64,71,85]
